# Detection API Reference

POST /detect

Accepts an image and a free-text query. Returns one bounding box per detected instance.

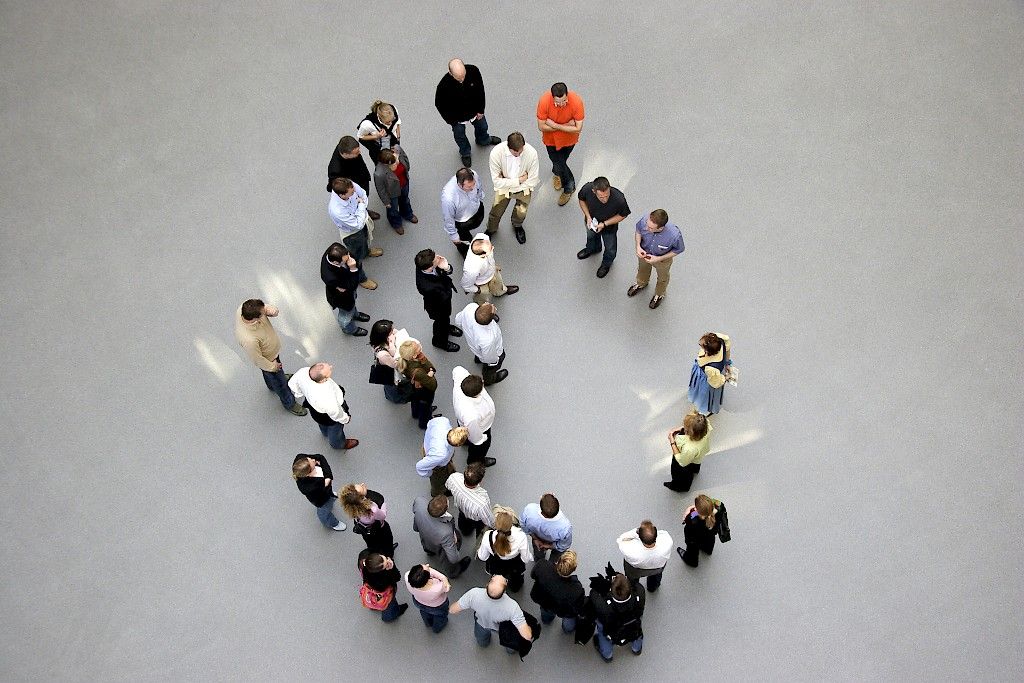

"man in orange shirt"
[536,82,585,206]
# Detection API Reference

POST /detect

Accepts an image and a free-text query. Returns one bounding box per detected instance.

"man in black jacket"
[327,135,381,221]
[320,243,370,337]
[434,58,501,168]
[530,550,585,634]
[415,248,463,352]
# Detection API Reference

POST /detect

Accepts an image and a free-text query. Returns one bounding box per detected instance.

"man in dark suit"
[415,248,462,352]
[412,495,473,578]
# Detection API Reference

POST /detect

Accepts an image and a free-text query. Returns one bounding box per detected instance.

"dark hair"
[464,462,486,487]
[361,552,387,573]
[331,177,353,194]
[650,209,669,227]
[611,574,632,600]
[415,249,435,271]
[638,520,657,545]
[337,135,360,154]
[456,167,475,186]
[507,132,525,151]
[460,374,484,398]
[368,319,394,349]
[240,299,265,321]
[540,493,559,518]
[378,149,396,164]
[550,82,568,98]
[474,303,494,325]
[427,495,448,517]
[407,564,430,588]
[592,176,610,191]
[326,243,349,263]
[699,333,723,356]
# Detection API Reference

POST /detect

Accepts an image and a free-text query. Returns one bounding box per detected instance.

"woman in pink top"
[340,483,395,556]
[404,564,452,633]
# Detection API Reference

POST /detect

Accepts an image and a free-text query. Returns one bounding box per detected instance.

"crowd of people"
[233,58,738,662]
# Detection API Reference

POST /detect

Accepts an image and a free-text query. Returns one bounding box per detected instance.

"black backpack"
[605,593,643,645]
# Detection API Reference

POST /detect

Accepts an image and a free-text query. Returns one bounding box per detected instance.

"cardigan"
[372,145,412,202]
[697,333,732,388]
[401,356,437,393]
[673,422,714,466]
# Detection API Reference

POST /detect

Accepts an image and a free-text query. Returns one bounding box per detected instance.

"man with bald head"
[288,361,359,450]
[450,575,533,648]
[435,58,501,168]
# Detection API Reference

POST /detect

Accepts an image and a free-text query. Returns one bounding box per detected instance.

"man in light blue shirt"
[521,493,573,562]
[329,177,383,288]
[440,168,486,257]
[417,416,469,496]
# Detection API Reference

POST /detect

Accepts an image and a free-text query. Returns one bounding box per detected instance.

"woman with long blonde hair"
[340,482,395,556]
[678,494,724,567]
[358,99,401,163]
[477,508,533,592]
[397,339,438,430]
[664,410,713,492]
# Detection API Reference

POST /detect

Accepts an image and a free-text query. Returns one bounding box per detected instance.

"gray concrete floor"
[2,1,1022,680]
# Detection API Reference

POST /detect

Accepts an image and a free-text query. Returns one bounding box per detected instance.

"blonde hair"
[491,511,515,557]
[372,100,396,124]
[448,426,469,446]
[695,494,717,529]
[396,340,420,373]
[291,457,313,480]
[555,550,577,576]
[340,484,373,520]
[683,410,709,441]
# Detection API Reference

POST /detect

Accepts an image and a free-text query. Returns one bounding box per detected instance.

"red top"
[394,162,408,188]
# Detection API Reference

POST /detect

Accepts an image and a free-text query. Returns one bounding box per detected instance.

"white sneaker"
[332,522,347,531]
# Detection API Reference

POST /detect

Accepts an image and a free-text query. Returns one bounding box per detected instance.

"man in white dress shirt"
[287,361,359,450]
[459,233,520,305]
[451,366,496,467]
[440,168,485,258]
[488,131,540,244]
[616,520,673,592]
[454,302,508,385]
[328,177,382,289]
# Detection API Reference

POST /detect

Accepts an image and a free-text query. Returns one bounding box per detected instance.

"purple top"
[357,500,388,525]
[636,216,684,256]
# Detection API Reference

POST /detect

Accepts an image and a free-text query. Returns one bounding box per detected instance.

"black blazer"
[295,455,334,507]
[434,64,486,125]
[530,559,585,618]
[320,248,359,311]
[327,148,371,192]
[416,268,456,319]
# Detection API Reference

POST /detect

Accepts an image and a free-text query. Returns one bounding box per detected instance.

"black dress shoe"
[350,327,368,337]
[478,135,500,145]
[461,155,472,168]
[577,248,596,260]
[455,556,473,574]
[474,356,482,364]
[485,369,508,385]
[354,312,370,322]
[432,341,460,352]
[514,226,526,244]
[596,263,611,278]
[482,457,497,467]
[448,325,463,337]
[502,285,519,296]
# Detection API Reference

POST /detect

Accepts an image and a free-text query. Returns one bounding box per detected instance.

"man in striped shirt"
[446,462,493,538]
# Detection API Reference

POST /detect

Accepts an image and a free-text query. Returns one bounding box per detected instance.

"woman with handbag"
[477,508,534,592]
[368,320,413,404]
[687,332,733,415]
[357,550,408,622]
[340,483,396,556]
[397,339,439,430]
[357,100,401,164]
[663,410,713,492]
[677,494,726,568]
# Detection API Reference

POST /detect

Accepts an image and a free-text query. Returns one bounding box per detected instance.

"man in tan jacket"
[487,132,539,244]
[234,299,307,416]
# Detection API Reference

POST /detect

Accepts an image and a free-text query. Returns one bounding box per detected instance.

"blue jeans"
[413,597,449,633]
[261,357,295,409]
[318,422,346,449]
[342,226,370,262]
[315,497,339,528]
[540,608,577,633]
[473,619,493,646]
[451,116,492,157]
[595,620,643,660]
[584,227,618,265]
[545,144,576,192]
[386,183,415,228]
[383,381,412,404]
[333,305,360,335]
[381,596,403,622]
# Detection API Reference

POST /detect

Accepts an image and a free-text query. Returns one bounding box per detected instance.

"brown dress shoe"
[409,215,419,224]
[368,210,381,220]
[553,175,562,190]
[627,283,647,297]
[393,226,405,235]
[649,294,665,309]
[368,246,384,257]
[343,439,360,450]
[359,279,378,290]
[557,192,572,206]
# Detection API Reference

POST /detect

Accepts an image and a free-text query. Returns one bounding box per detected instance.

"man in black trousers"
[415,248,462,353]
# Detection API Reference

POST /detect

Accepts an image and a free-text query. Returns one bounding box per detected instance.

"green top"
[672,422,713,466]
[402,357,437,392]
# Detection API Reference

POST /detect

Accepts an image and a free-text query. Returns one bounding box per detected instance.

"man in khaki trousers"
[627,209,685,309]
[487,132,539,244]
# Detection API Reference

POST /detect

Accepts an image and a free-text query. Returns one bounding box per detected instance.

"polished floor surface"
[2,1,1022,680]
